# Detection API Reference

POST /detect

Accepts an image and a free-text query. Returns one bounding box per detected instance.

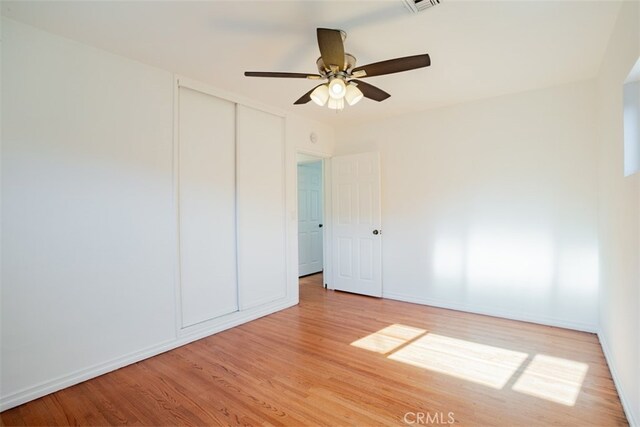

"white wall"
[0,18,332,410]
[595,1,640,425]
[335,80,600,332]
[2,17,177,400]
[288,113,335,157]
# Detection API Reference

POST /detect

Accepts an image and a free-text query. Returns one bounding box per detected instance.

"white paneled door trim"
[296,149,333,289]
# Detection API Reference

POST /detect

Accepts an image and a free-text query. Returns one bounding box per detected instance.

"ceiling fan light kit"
[345,83,364,106]
[310,85,330,106]
[309,80,362,110]
[244,28,431,111]
[329,77,346,99]
[328,97,345,110]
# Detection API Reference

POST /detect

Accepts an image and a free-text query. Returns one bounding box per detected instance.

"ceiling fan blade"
[351,54,430,78]
[317,28,345,71]
[294,84,324,105]
[244,71,322,79]
[351,80,391,102]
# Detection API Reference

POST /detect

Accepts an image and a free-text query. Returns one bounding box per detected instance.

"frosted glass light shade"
[310,84,329,106]
[327,97,345,110]
[328,78,346,99]
[345,84,364,106]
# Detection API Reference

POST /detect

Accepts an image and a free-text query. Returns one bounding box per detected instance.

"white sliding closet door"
[178,86,238,327]
[237,105,287,309]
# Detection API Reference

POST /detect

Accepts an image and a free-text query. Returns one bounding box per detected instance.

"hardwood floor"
[1,274,628,426]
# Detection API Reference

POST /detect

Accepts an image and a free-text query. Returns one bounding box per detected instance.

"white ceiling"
[1,0,623,127]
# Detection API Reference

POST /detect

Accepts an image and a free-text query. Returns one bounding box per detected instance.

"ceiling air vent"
[402,0,441,14]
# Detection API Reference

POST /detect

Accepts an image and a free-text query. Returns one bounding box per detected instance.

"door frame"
[296,149,333,289]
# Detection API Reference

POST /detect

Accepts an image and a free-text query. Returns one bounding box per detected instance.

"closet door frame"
[172,76,290,336]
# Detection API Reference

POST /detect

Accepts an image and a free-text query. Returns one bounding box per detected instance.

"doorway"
[297,153,324,279]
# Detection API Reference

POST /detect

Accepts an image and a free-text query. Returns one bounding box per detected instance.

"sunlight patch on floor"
[351,324,590,406]
[512,354,589,406]
[350,324,427,354]
[387,333,529,389]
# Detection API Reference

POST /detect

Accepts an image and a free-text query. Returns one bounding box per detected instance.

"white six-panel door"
[298,161,323,276]
[331,152,382,297]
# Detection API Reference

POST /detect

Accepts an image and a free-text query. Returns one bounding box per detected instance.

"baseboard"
[598,331,638,427]
[178,296,291,339]
[0,298,298,412]
[382,291,598,333]
[239,292,288,312]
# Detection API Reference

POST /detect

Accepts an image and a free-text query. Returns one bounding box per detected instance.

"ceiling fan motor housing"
[316,53,357,76]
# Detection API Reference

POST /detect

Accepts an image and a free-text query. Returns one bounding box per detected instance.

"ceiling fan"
[244,28,431,110]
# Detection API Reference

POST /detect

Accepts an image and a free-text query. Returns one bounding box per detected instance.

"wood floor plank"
[1,274,628,426]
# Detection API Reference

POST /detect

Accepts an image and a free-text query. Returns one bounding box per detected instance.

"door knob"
[319,224,323,228]
[373,229,379,235]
